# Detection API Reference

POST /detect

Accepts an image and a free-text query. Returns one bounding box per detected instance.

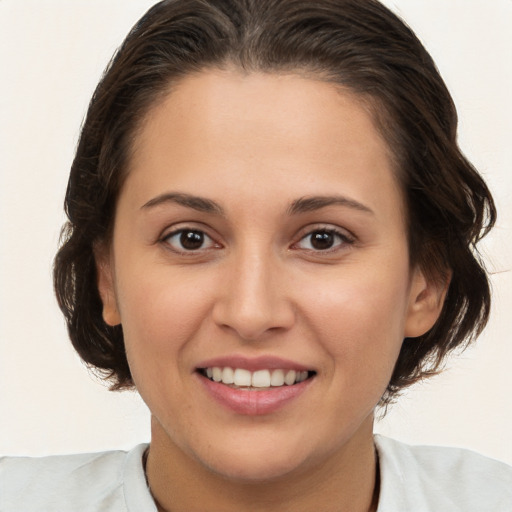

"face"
[98,70,442,481]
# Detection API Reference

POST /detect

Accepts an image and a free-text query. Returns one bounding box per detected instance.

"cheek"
[115,266,216,376]
[116,269,221,431]
[302,263,410,381]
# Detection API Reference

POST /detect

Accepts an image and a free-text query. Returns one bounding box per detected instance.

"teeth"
[233,368,252,387]
[297,370,308,383]
[252,370,271,388]
[270,369,285,386]
[203,367,311,388]
[284,370,296,385]
[221,367,234,384]
[212,367,222,382]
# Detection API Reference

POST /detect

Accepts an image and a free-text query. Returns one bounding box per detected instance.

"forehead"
[124,69,404,220]
[134,69,392,160]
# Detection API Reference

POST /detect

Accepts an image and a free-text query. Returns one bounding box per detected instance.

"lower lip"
[198,373,314,415]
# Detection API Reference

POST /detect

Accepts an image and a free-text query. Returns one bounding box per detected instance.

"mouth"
[196,359,317,415]
[198,367,316,390]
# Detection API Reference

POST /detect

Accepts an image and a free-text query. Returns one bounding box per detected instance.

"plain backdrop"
[1,0,511,464]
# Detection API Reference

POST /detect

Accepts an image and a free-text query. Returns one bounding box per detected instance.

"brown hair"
[53,0,496,404]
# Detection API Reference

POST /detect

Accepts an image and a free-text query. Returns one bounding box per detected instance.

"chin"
[202,450,307,483]
[191,429,326,483]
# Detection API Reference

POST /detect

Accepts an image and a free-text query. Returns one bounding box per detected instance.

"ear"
[95,245,121,327]
[404,266,451,338]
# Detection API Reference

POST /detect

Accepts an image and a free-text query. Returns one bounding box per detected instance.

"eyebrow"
[141,192,225,215]
[141,192,373,217]
[288,195,374,216]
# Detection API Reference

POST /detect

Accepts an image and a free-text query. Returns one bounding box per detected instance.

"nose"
[212,248,296,341]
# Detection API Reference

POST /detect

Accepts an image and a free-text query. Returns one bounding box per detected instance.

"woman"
[1,0,511,510]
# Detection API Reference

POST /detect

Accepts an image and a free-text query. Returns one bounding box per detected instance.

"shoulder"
[375,435,512,512]
[0,444,155,512]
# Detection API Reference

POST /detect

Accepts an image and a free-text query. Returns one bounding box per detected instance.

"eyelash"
[293,227,355,253]
[161,228,219,254]
[160,226,355,255]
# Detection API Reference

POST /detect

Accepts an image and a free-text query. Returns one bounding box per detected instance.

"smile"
[200,367,313,389]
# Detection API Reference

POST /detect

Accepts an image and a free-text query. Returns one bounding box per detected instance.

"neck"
[145,416,379,512]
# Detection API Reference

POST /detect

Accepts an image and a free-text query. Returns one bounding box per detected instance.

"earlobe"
[404,267,451,338]
[95,249,121,327]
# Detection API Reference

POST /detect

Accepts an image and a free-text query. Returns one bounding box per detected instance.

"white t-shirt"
[1,436,511,511]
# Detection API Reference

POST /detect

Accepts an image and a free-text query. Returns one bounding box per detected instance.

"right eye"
[162,229,218,253]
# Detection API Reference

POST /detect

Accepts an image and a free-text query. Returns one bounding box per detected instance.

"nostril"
[211,275,296,341]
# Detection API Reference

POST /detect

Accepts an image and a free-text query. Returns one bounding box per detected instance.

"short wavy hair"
[53,0,496,404]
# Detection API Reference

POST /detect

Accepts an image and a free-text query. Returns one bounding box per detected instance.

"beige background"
[1,0,511,463]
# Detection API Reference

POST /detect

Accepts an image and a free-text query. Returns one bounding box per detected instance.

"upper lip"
[196,355,313,372]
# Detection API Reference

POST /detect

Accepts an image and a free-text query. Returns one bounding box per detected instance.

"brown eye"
[295,228,353,252]
[163,229,216,252]
[180,230,204,250]
[310,231,335,250]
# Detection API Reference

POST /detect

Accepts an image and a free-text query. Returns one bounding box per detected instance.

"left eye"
[295,229,351,251]
[163,229,217,252]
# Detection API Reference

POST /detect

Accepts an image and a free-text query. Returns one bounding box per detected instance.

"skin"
[97,70,446,512]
